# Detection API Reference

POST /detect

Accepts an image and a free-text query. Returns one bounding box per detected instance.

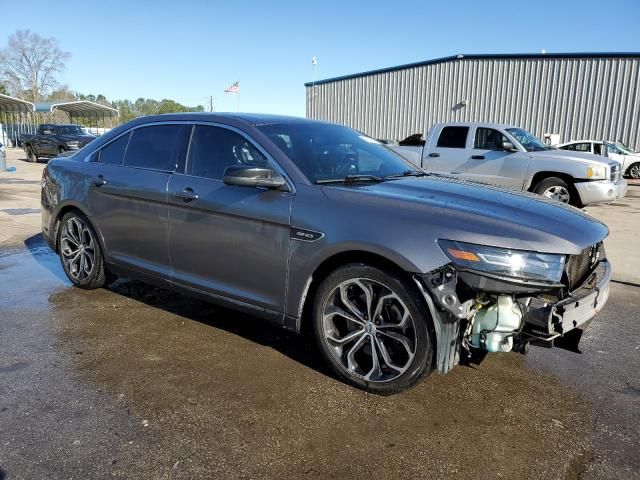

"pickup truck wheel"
[312,264,433,395]
[628,162,640,179]
[58,212,108,290]
[26,146,38,163]
[534,177,574,205]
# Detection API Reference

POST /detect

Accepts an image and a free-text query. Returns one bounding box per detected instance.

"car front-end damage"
[414,240,611,373]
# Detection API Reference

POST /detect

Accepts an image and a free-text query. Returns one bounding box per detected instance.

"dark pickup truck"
[22,124,96,162]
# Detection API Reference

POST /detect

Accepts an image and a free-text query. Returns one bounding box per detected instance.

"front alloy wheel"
[542,185,571,203]
[628,163,640,179]
[533,176,577,205]
[313,265,433,394]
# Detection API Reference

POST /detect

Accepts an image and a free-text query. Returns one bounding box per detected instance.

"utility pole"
[209,96,213,112]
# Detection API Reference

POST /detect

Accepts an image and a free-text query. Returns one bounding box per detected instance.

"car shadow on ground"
[22,232,330,379]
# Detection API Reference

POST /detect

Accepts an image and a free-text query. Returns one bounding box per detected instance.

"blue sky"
[4,0,639,116]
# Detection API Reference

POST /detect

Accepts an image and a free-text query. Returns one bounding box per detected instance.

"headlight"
[438,240,565,283]
[587,165,606,180]
[66,141,80,148]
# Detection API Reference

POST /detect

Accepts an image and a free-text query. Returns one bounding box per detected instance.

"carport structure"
[35,100,119,135]
[0,94,36,147]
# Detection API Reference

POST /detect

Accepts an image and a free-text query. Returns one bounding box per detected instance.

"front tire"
[58,211,108,289]
[627,162,640,179]
[533,177,578,206]
[26,146,38,163]
[312,264,434,395]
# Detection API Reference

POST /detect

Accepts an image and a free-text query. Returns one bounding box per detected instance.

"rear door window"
[186,125,268,180]
[99,133,131,165]
[573,143,592,152]
[474,128,508,150]
[123,125,185,171]
[436,126,469,148]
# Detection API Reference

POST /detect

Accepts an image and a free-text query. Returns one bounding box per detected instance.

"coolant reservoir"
[470,296,523,353]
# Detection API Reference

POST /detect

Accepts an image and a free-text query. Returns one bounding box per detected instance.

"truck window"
[576,143,591,152]
[474,128,508,150]
[436,127,469,148]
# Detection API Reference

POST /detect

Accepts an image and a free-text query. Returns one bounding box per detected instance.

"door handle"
[174,188,199,201]
[428,152,440,158]
[91,175,107,187]
[471,155,485,160]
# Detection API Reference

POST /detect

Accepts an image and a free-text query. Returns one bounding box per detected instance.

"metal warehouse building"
[305,53,640,150]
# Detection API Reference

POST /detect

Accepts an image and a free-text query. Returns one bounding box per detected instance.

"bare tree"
[0,30,71,102]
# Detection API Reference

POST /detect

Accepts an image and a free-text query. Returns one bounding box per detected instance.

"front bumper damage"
[575,178,627,205]
[415,256,612,374]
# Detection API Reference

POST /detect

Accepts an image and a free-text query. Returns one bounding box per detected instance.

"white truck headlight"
[587,165,606,180]
[438,240,566,283]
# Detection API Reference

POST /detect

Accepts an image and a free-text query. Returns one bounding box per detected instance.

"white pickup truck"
[388,122,628,207]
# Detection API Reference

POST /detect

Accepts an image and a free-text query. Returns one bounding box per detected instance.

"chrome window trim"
[84,120,296,192]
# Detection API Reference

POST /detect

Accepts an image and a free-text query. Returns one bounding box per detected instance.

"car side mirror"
[502,141,516,151]
[223,165,288,190]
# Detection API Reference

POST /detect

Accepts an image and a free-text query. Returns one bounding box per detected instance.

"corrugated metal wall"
[306,56,640,150]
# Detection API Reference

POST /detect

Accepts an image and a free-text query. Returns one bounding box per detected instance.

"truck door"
[465,126,530,188]
[37,125,56,156]
[423,125,469,177]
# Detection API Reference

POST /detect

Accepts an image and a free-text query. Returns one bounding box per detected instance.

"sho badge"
[291,227,324,242]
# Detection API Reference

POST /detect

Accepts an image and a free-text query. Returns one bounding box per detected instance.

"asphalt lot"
[1,148,638,479]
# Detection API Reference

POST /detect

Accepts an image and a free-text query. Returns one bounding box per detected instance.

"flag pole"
[237,90,240,112]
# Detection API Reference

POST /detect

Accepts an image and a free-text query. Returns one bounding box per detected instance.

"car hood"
[322,176,608,255]
[533,149,617,166]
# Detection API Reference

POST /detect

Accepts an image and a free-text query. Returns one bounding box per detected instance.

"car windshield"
[604,142,623,155]
[615,141,635,154]
[257,122,420,183]
[505,127,550,152]
[58,125,84,135]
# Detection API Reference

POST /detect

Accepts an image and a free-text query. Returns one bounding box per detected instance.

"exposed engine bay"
[417,242,611,373]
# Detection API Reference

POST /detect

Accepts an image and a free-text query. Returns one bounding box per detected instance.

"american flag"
[224,81,240,93]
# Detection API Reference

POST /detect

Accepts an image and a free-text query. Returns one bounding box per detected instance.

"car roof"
[130,112,322,127]
[557,140,615,146]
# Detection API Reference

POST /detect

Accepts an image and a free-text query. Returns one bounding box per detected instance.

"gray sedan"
[41,114,611,394]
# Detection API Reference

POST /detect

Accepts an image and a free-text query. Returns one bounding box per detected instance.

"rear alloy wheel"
[628,163,640,179]
[27,146,38,163]
[534,177,576,205]
[58,212,109,289]
[313,264,433,394]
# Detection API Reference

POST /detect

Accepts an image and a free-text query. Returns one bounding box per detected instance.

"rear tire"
[312,263,434,395]
[533,177,579,206]
[58,211,108,290]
